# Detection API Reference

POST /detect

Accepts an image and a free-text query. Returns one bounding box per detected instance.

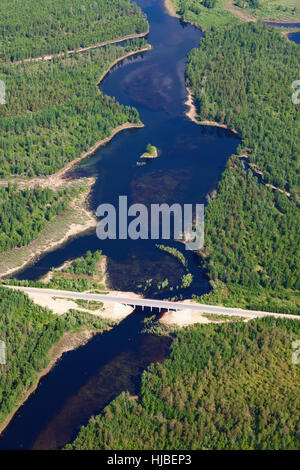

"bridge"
[6,286,300,321]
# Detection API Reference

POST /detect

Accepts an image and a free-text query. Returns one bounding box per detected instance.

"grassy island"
[140,144,159,159]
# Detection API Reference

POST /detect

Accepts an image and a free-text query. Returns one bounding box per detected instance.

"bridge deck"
[5,286,300,321]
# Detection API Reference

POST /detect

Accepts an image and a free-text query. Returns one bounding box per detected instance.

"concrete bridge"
[6,286,300,321]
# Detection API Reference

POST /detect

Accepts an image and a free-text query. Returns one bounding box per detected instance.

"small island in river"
[140,143,158,159]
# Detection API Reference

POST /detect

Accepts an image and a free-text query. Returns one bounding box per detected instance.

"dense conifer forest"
[0,39,147,176]
[185,23,300,305]
[65,318,300,450]
[0,0,148,61]
[0,184,86,252]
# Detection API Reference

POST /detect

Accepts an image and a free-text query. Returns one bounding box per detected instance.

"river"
[1,0,297,450]
[263,21,300,44]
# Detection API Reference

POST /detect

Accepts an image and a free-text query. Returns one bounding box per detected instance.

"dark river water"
[3,0,298,451]
[288,31,300,44]
[263,21,300,44]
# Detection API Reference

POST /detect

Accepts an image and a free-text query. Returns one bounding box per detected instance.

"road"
[6,286,300,321]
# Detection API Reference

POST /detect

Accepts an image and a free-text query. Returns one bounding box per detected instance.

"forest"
[46,250,106,291]
[0,39,147,176]
[0,287,114,428]
[0,184,86,253]
[184,23,300,304]
[4,250,107,292]
[65,318,300,450]
[64,250,102,276]
[0,0,148,61]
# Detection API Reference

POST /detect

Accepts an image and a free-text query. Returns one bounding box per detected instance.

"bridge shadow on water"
[0,308,170,450]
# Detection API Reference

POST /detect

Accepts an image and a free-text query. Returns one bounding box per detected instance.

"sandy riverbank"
[0,182,97,279]
[164,0,180,18]
[184,86,240,135]
[97,44,152,84]
[159,297,252,327]
[20,287,141,321]
[198,120,240,135]
[282,29,300,41]
[160,309,252,327]
[54,121,145,183]
[140,146,159,159]
[184,86,198,123]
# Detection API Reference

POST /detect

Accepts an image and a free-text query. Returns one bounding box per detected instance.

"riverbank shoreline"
[97,44,152,85]
[54,121,145,183]
[184,86,240,135]
[0,327,105,437]
[0,181,97,279]
[140,146,158,159]
[16,287,141,321]
[159,308,250,327]
[164,0,180,19]
[282,29,300,41]
[0,123,145,191]
[0,277,145,437]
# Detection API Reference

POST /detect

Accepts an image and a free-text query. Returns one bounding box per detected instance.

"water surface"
[263,21,300,43]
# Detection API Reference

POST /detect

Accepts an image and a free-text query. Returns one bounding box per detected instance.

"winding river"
[1,0,298,450]
[14,0,239,296]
